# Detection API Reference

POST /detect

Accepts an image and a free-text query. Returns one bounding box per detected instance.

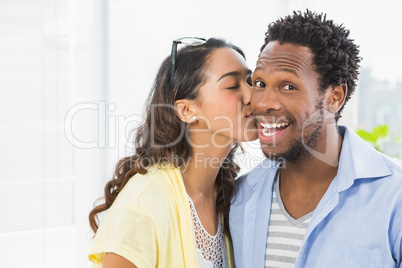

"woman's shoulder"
[111,163,180,216]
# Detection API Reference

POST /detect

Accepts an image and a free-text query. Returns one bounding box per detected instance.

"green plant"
[356,124,389,153]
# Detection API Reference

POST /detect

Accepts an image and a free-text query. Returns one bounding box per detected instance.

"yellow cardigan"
[89,164,235,267]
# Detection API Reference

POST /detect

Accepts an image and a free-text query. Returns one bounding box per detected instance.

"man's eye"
[282,84,296,90]
[255,81,266,88]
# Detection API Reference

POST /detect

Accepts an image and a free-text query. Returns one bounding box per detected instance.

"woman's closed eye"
[227,84,240,90]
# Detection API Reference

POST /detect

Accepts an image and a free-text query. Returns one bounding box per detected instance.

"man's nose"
[252,88,282,114]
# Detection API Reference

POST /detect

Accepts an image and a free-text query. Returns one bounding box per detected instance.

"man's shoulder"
[377,153,402,193]
[236,159,279,184]
[341,126,402,178]
[380,152,402,173]
[341,127,402,200]
[233,159,279,206]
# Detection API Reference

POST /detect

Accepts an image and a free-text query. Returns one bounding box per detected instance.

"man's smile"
[260,122,290,137]
[256,117,291,144]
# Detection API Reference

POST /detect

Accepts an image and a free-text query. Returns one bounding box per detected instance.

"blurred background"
[1,0,401,267]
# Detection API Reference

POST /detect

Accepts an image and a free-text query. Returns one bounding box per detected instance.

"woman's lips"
[246,112,254,118]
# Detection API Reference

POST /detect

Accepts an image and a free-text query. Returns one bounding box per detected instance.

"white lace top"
[188,196,228,268]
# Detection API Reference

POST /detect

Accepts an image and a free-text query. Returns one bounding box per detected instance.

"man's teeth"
[260,122,289,137]
[261,130,277,136]
[260,122,289,129]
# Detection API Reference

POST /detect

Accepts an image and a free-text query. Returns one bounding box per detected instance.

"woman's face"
[192,47,258,146]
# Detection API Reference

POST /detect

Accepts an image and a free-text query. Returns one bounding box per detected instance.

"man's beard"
[263,99,325,164]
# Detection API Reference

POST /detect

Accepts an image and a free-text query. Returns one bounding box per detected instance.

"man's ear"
[327,84,347,114]
[174,99,198,123]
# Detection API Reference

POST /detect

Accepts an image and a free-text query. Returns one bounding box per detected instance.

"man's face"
[251,41,328,163]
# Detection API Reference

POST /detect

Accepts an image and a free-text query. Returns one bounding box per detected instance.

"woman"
[88,37,257,268]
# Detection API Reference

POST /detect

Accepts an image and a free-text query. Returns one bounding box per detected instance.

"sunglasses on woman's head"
[170,37,206,80]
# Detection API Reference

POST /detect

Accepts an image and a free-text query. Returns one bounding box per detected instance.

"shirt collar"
[335,126,392,191]
[246,159,280,190]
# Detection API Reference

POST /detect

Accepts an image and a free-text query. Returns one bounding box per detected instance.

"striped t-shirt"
[265,175,314,268]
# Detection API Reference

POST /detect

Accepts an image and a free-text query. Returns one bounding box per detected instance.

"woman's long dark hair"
[89,38,245,237]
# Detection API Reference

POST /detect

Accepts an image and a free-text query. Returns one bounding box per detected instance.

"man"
[230,10,402,267]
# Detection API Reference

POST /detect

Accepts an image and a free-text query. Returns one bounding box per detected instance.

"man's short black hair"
[261,10,362,121]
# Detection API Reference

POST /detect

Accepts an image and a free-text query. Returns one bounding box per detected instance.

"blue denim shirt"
[230,126,402,267]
